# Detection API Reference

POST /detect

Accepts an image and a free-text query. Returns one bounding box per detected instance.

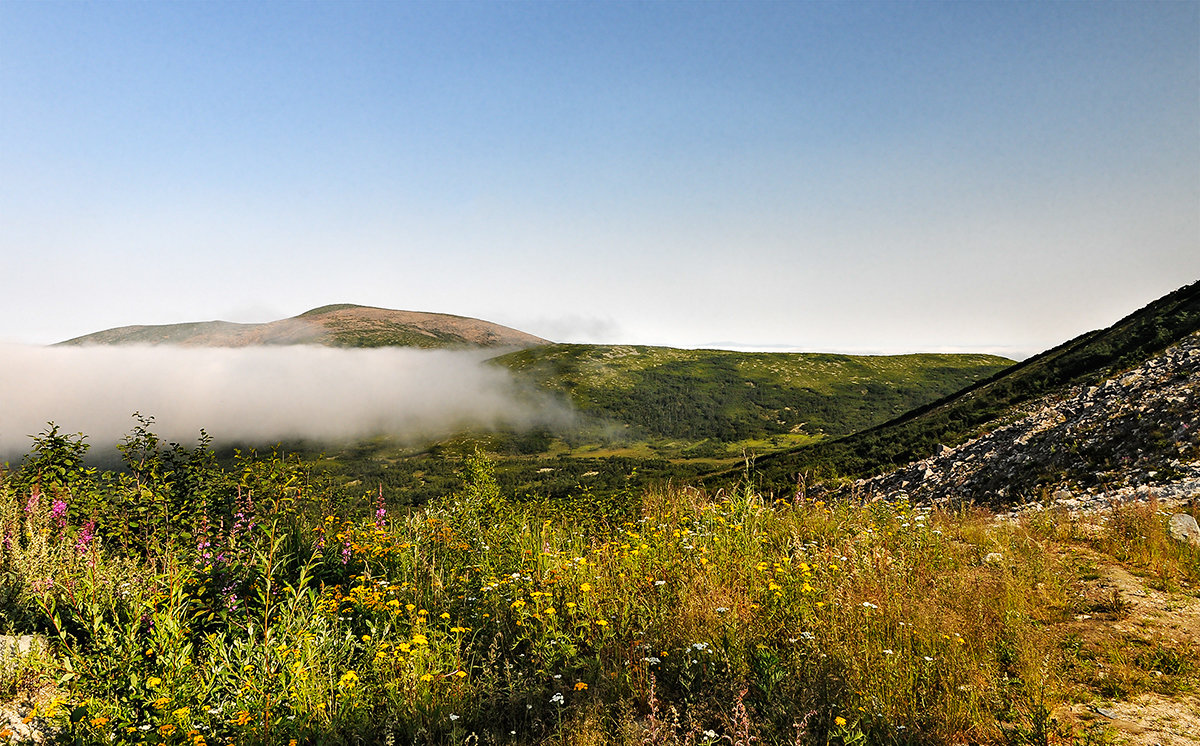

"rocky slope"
[852,331,1200,510]
[737,280,1200,489]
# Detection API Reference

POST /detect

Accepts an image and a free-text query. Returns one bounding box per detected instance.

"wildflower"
[51,499,67,527]
[835,716,847,727]
[89,717,109,726]
[449,714,459,721]
[76,520,96,554]
[147,677,162,687]
[579,583,592,592]
[550,693,565,705]
[574,682,588,690]
[159,724,177,736]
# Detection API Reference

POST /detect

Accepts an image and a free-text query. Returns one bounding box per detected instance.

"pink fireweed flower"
[374,485,387,528]
[75,520,96,554]
[51,500,67,529]
[24,488,40,515]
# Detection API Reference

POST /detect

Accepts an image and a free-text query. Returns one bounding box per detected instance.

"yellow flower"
[835,716,847,727]
[159,724,177,736]
[89,717,109,726]
[579,583,592,592]
[574,682,588,690]
[147,676,162,688]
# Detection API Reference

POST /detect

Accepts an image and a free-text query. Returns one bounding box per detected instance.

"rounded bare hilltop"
[56,304,550,349]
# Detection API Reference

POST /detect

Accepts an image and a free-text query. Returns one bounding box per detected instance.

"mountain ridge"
[727,278,1200,493]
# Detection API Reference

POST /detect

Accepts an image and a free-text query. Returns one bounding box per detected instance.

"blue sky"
[2,0,1197,357]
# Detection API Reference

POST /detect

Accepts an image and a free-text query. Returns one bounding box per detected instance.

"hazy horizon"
[2,1,1196,358]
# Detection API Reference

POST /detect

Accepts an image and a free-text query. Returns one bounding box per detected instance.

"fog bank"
[0,345,572,456]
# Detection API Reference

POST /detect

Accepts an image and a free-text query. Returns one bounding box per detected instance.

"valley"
[1,281,1197,745]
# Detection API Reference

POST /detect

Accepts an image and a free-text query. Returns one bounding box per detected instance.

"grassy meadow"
[0,427,1196,745]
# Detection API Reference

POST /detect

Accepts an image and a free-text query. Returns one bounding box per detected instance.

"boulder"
[1168,514,1200,547]
[0,634,45,663]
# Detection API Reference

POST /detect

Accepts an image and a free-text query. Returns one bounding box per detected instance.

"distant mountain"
[730,279,1200,492]
[57,304,549,349]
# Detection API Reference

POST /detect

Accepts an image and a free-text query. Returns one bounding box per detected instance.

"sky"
[2,0,1197,359]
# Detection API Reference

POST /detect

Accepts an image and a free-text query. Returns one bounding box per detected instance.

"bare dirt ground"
[1059,548,1200,745]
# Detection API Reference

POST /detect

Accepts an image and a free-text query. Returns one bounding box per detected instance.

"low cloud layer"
[0,345,572,457]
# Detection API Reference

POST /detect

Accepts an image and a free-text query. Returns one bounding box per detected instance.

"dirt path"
[1059,549,1200,745]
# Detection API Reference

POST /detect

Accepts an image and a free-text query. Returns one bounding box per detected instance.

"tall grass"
[0,444,1194,745]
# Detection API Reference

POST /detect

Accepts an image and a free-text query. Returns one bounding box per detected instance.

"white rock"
[1168,514,1200,546]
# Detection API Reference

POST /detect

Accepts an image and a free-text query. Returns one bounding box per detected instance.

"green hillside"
[729,279,1200,491]
[494,345,1012,442]
[277,347,1011,507]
